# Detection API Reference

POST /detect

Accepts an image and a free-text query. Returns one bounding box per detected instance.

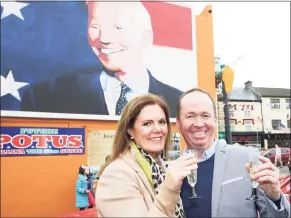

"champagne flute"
[245,149,261,201]
[184,149,202,199]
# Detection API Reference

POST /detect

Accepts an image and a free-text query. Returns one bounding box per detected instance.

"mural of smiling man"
[20,1,183,118]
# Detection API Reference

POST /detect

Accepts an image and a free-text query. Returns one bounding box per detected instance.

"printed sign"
[86,130,181,166]
[0,127,85,156]
[87,129,115,169]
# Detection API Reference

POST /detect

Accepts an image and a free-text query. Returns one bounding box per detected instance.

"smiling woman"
[127,104,168,156]
[97,93,172,175]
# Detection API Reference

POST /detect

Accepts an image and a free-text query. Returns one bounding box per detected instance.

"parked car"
[288,155,291,171]
[263,147,290,166]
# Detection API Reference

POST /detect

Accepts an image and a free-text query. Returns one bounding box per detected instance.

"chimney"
[244,80,252,89]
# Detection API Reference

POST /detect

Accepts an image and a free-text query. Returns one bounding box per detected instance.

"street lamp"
[221,65,235,144]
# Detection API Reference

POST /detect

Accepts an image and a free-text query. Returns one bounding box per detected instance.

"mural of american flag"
[1,1,100,111]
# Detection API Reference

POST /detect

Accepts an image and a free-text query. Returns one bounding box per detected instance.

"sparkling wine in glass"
[246,150,261,201]
[184,149,202,199]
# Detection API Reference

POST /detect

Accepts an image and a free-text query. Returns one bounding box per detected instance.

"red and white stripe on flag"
[141,2,197,92]
[279,124,290,133]
[142,1,193,50]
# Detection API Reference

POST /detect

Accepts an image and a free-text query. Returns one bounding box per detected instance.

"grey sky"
[194,2,290,89]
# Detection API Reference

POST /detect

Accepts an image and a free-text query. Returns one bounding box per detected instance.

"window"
[268,149,276,156]
[244,109,251,117]
[270,99,280,109]
[287,120,290,129]
[286,99,290,109]
[281,148,289,154]
[271,119,281,130]
[244,105,251,117]
[245,120,252,131]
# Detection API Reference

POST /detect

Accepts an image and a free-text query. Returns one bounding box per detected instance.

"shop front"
[264,133,291,149]
[231,131,265,148]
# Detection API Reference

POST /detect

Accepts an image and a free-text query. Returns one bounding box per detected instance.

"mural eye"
[115,26,123,30]
[89,24,99,29]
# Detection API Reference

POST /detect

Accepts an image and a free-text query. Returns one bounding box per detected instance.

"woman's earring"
[130,136,134,140]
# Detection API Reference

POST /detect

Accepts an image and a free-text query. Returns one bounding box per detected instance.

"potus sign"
[0,127,85,156]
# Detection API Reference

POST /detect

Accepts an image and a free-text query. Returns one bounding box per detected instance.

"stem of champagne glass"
[192,186,196,197]
[252,188,257,197]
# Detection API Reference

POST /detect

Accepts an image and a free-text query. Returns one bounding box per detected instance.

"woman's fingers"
[178,155,198,167]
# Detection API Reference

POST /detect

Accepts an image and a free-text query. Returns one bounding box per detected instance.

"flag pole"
[221,55,244,71]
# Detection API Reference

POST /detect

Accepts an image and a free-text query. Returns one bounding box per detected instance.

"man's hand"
[246,156,281,201]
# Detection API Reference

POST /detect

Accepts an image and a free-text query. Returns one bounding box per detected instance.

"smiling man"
[176,88,290,218]
[21,1,182,117]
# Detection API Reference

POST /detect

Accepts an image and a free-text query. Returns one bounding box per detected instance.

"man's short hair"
[176,88,217,118]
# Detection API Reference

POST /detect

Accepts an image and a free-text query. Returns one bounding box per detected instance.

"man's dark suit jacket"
[21,68,182,118]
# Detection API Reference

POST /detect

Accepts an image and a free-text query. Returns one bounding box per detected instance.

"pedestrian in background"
[76,165,92,211]
[86,168,95,203]
[275,144,283,168]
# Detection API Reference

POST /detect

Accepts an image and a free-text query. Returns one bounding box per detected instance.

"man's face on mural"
[87,2,152,72]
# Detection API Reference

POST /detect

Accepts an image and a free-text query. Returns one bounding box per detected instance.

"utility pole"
[215,55,242,144]
[221,81,232,144]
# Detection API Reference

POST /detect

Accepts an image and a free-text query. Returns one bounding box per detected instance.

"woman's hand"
[165,154,198,191]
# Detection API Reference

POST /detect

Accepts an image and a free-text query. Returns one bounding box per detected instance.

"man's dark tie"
[115,83,131,115]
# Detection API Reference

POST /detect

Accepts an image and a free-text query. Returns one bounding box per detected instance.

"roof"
[227,87,260,101]
[253,87,290,98]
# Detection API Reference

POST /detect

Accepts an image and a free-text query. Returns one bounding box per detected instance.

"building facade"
[218,80,291,149]
[217,81,264,148]
[251,85,291,149]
